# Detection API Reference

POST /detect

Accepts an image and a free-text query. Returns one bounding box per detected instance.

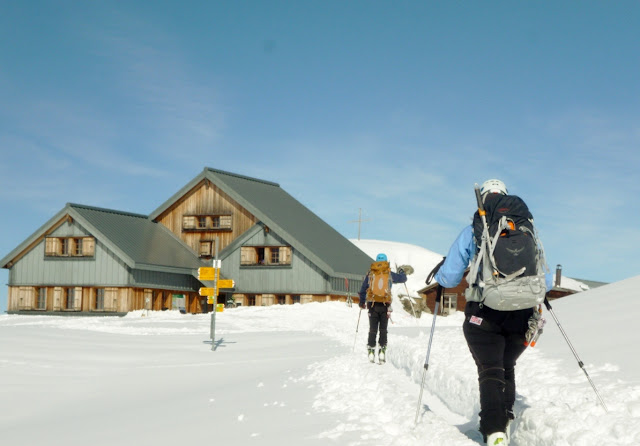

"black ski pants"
[462,302,532,438]
[367,302,390,348]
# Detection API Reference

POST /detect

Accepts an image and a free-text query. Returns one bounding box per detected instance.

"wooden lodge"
[417,265,594,316]
[1,168,373,315]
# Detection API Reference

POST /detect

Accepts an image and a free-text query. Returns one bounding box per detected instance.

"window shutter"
[104,288,117,311]
[45,237,62,256]
[220,215,232,229]
[74,287,83,310]
[53,287,62,311]
[183,216,196,229]
[27,287,35,309]
[240,247,250,265]
[45,238,56,256]
[82,237,95,256]
[280,247,292,264]
[18,287,35,310]
[200,241,211,256]
[241,247,258,265]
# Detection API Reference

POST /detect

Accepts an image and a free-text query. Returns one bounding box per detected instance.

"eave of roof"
[1,203,206,272]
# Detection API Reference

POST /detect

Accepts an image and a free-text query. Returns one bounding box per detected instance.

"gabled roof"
[1,203,206,273]
[569,278,607,289]
[150,167,372,277]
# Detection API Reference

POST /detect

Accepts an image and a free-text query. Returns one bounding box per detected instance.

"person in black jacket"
[434,179,552,446]
[358,253,410,363]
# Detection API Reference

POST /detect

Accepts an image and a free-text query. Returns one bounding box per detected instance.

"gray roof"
[1,203,206,273]
[568,278,608,289]
[150,167,372,277]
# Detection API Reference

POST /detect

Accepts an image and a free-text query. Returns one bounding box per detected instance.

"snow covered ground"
[1,241,639,446]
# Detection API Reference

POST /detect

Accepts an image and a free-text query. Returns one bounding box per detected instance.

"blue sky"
[1,1,639,312]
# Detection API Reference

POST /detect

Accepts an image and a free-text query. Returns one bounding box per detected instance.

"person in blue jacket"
[358,253,408,362]
[434,179,553,446]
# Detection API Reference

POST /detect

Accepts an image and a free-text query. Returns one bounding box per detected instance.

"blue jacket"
[359,269,407,306]
[434,225,553,291]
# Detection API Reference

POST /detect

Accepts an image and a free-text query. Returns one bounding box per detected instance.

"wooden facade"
[155,179,258,257]
[420,278,471,316]
[7,285,204,314]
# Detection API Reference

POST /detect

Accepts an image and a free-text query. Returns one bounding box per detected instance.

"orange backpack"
[366,261,392,303]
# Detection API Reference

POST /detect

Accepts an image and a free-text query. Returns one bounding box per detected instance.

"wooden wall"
[7,286,199,314]
[155,180,257,255]
[420,280,577,316]
[230,293,347,307]
[421,279,470,315]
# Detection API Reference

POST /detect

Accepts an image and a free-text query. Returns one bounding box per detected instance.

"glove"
[359,303,366,310]
[397,264,414,275]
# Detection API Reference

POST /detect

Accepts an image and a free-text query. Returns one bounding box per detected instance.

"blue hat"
[376,253,387,261]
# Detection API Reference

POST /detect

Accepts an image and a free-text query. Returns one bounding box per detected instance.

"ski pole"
[415,284,442,424]
[395,263,418,320]
[352,308,362,352]
[544,297,608,413]
[403,283,418,320]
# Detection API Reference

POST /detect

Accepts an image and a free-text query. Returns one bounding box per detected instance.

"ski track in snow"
[238,300,640,446]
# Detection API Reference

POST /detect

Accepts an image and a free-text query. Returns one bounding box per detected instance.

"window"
[240,246,292,266]
[277,295,286,305]
[95,288,105,310]
[61,239,69,256]
[442,293,458,315]
[37,288,47,310]
[182,214,233,232]
[199,241,213,257]
[45,237,95,257]
[292,295,301,304]
[247,296,256,306]
[74,238,83,256]
[66,288,75,309]
[257,247,265,264]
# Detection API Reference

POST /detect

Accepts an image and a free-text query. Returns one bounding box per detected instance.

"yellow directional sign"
[217,279,235,289]
[198,267,218,281]
[199,287,216,297]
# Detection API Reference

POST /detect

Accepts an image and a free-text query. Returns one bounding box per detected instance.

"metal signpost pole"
[210,237,219,351]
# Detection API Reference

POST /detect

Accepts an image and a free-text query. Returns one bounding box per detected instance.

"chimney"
[555,264,562,287]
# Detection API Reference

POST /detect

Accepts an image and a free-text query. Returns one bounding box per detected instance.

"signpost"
[197,266,218,281]
[197,240,236,351]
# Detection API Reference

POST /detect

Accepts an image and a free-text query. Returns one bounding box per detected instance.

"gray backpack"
[465,188,549,311]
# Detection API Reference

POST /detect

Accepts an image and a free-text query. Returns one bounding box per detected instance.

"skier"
[434,179,553,446]
[358,253,411,363]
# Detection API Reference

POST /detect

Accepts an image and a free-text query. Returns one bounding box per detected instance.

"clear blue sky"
[1,1,639,312]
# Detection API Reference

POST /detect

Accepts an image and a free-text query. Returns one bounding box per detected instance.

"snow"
[554,276,590,292]
[1,240,639,446]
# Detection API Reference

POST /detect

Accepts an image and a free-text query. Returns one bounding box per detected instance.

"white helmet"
[480,179,508,198]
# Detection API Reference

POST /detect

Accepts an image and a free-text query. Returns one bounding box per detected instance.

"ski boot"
[486,431,508,445]
[378,346,386,364]
[367,347,375,363]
